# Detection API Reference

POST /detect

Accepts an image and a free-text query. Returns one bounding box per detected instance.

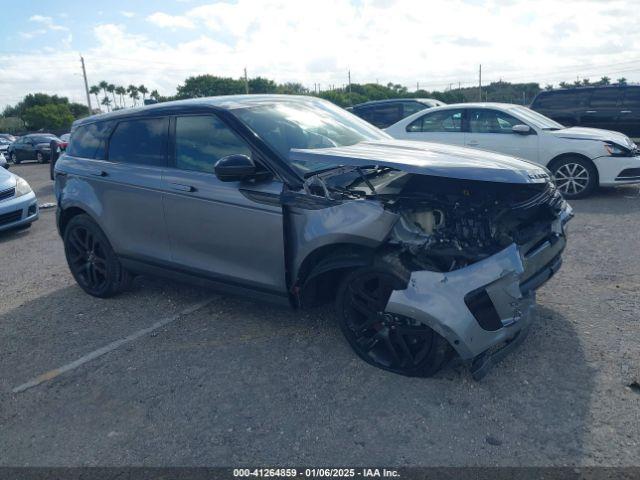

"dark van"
[530,85,640,138]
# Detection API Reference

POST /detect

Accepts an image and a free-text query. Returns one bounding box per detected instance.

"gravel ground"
[0,162,638,466]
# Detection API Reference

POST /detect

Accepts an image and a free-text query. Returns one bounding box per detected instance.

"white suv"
[385,102,640,198]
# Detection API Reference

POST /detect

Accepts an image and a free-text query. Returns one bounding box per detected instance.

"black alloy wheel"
[63,215,132,297]
[11,153,19,164]
[336,264,452,377]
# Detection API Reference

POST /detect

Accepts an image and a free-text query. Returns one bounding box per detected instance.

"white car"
[385,102,640,198]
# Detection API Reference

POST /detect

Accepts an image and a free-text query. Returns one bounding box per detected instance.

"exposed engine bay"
[300,166,566,273]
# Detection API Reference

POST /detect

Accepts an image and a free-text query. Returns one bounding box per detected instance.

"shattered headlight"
[15,177,32,197]
[604,142,629,156]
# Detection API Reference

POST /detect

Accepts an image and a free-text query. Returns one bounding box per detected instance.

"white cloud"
[147,12,195,29]
[121,11,136,18]
[4,0,640,109]
[29,14,69,31]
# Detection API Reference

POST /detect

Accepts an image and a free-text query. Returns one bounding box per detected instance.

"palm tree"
[600,76,611,85]
[582,78,591,86]
[617,77,627,86]
[127,85,139,106]
[544,84,553,91]
[107,84,117,108]
[150,89,160,101]
[115,86,127,108]
[101,96,112,112]
[559,81,569,89]
[98,80,109,101]
[89,85,101,111]
[138,84,149,103]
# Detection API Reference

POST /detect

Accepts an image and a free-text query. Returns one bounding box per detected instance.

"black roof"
[351,98,441,109]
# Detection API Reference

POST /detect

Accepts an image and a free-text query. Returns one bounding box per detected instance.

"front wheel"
[550,157,598,199]
[63,214,133,298]
[335,261,452,377]
[36,151,46,163]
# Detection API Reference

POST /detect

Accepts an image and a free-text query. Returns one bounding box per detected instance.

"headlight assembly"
[15,177,32,197]
[604,142,628,156]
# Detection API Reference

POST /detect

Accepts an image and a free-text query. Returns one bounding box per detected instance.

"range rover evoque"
[54,95,573,379]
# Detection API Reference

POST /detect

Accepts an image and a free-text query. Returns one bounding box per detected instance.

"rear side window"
[590,89,622,108]
[175,115,251,174]
[356,103,403,128]
[402,101,428,116]
[68,121,114,159]
[407,109,463,133]
[108,118,168,166]
[468,109,522,134]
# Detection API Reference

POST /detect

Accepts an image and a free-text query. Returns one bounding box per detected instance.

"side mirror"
[512,124,532,134]
[214,154,256,182]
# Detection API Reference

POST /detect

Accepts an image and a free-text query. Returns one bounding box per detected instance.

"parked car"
[530,85,640,138]
[0,165,38,232]
[0,138,11,159]
[0,153,8,169]
[0,133,16,143]
[385,102,640,198]
[348,98,445,128]
[7,133,61,164]
[55,95,572,379]
[49,136,69,180]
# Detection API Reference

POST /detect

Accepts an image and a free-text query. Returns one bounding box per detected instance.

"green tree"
[617,77,627,86]
[276,82,307,94]
[101,96,111,112]
[89,85,101,111]
[98,80,109,102]
[176,75,245,98]
[115,86,127,108]
[559,81,570,89]
[68,102,90,118]
[599,76,610,85]
[545,84,554,91]
[107,83,117,108]
[22,103,74,131]
[248,76,277,94]
[138,84,149,102]
[127,85,139,106]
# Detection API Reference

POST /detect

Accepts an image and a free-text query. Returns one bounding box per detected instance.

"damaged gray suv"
[55,95,573,379]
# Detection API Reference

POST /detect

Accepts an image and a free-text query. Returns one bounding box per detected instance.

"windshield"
[232,98,390,174]
[509,106,565,130]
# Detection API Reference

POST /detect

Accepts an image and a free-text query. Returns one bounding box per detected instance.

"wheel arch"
[58,205,100,237]
[294,242,377,308]
[548,152,599,178]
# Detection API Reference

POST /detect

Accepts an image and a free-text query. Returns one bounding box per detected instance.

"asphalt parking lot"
[0,162,639,467]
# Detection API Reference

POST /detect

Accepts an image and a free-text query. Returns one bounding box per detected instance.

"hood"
[550,127,635,148]
[0,163,16,190]
[290,140,550,184]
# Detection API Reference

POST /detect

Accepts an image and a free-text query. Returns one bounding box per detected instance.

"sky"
[1,0,640,110]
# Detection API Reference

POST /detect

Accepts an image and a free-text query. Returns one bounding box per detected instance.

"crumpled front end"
[385,201,573,379]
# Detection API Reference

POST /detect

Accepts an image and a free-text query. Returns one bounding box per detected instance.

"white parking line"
[12,298,213,394]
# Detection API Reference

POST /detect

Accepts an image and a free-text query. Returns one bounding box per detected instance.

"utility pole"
[244,67,249,94]
[348,70,352,104]
[478,64,482,102]
[80,55,92,111]
[417,81,420,91]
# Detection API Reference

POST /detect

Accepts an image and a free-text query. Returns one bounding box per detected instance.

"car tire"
[63,214,133,298]
[11,153,19,164]
[335,255,452,377]
[36,151,45,164]
[549,156,598,199]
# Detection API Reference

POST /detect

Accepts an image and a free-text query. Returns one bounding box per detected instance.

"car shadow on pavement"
[0,276,596,465]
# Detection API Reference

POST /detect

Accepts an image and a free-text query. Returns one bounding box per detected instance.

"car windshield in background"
[509,106,565,130]
[232,100,389,174]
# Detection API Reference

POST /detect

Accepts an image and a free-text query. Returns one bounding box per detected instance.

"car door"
[162,114,287,295]
[617,88,640,138]
[16,138,31,160]
[399,108,466,145]
[98,117,172,262]
[581,88,623,131]
[464,108,539,161]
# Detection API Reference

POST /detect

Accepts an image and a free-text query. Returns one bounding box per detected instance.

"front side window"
[68,121,114,159]
[407,109,463,133]
[623,88,640,108]
[175,115,251,174]
[468,109,522,134]
[107,118,168,166]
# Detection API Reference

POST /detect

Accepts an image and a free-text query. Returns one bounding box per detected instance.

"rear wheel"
[336,259,452,377]
[11,153,19,164]
[36,151,45,163]
[63,214,132,298]
[550,156,598,199]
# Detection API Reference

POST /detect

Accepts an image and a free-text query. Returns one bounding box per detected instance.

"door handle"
[585,110,597,114]
[89,169,108,177]
[620,110,632,114]
[169,183,195,192]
